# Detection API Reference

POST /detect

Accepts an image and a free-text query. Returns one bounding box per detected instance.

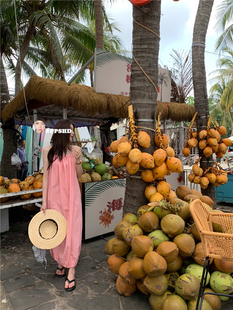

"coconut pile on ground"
[105,185,233,310]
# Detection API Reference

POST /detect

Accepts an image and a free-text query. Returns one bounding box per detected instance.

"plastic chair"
[189,199,233,310]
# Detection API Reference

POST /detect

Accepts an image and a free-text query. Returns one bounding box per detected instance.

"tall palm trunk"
[124,1,161,214]
[192,0,215,199]
[1,56,17,178]
[94,0,104,49]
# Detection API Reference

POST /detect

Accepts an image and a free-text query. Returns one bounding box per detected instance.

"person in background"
[33,120,46,133]
[41,119,83,292]
[17,139,29,181]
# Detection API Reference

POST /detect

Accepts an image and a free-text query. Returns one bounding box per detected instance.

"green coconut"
[160,214,185,238]
[210,271,233,298]
[180,258,195,275]
[148,230,169,248]
[188,299,213,310]
[149,290,172,310]
[101,173,112,180]
[82,162,92,171]
[153,206,172,219]
[143,274,168,295]
[175,273,200,301]
[165,272,180,291]
[114,220,132,240]
[137,205,150,219]
[126,250,137,262]
[91,172,102,182]
[122,213,138,224]
[163,294,188,310]
[122,225,143,246]
[95,163,107,175]
[186,264,210,285]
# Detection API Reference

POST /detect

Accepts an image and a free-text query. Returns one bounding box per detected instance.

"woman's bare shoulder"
[43,146,52,153]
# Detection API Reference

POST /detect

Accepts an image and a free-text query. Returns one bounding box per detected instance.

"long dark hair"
[47,119,74,170]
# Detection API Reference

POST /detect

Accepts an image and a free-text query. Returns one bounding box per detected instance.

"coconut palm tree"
[123,1,161,214]
[170,49,193,103]
[192,0,214,199]
[158,71,169,102]
[215,0,233,51]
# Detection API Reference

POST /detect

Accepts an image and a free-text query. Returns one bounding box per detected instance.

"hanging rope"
[13,0,32,124]
[133,19,160,39]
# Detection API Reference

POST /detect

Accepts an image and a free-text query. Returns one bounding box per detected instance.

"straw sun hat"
[28,210,67,250]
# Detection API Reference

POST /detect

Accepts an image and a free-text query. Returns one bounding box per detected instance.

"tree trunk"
[192,0,215,200]
[15,24,34,95]
[94,0,104,49]
[123,1,161,214]
[1,56,17,178]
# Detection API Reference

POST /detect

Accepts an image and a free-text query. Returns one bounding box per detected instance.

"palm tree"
[123,1,161,214]
[158,71,169,102]
[192,0,214,199]
[170,49,193,103]
[215,0,233,51]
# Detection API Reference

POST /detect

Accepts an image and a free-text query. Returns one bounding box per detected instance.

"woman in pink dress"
[41,119,83,292]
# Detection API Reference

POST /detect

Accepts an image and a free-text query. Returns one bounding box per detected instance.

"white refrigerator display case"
[82,178,126,240]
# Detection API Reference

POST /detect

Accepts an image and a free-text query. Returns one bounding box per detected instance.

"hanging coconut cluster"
[105,185,233,309]
[188,159,229,189]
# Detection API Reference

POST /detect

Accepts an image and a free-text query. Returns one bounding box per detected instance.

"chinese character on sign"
[121,91,124,95]
[126,75,131,83]
[107,198,123,212]
[125,92,128,96]
[99,209,114,228]
[127,63,132,72]
[157,86,160,93]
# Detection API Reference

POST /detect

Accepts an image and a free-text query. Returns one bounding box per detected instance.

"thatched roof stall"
[2,76,195,125]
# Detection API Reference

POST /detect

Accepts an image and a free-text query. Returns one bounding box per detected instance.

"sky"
[104,0,223,93]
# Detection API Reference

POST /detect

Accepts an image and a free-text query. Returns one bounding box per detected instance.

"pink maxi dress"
[47,152,82,268]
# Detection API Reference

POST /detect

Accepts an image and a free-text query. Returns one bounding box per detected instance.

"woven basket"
[190,199,233,261]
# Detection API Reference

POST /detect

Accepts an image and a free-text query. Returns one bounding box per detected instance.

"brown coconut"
[114,220,132,239]
[119,262,136,285]
[105,237,118,254]
[218,143,227,154]
[193,242,213,266]
[137,211,159,233]
[187,138,198,148]
[166,157,183,173]
[208,138,218,147]
[116,275,137,296]
[19,181,29,191]
[149,291,172,310]
[120,136,128,143]
[199,139,208,150]
[156,241,179,263]
[141,170,155,183]
[163,294,188,310]
[208,128,218,138]
[112,155,120,168]
[126,251,137,262]
[137,205,150,218]
[218,126,226,135]
[166,255,183,272]
[193,176,201,184]
[167,190,176,200]
[200,196,214,208]
[166,146,175,157]
[190,189,202,197]
[173,234,196,258]
[110,140,120,153]
[190,223,201,241]
[183,194,199,202]
[204,288,222,310]
[156,181,171,198]
[153,149,167,166]
[176,185,192,199]
[128,148,143,164]
[216,174,228,185]
[142,251,167,277]
[152,162,168,180]
[150,192,164,202]
[169,198,191,221]
[214,258,233,274]
[136,279,150,295]
[222,138,232,146]
[116,155,128,167]
[140,153,155,169]
[126,160,140,175]
[131,235,154,258]
[188,299,212,310]
[112,238,131,257]
[107,254,126,274]
[197,168,203,176]
[128,257,147,279]
[122,225,143,246]
[143,274,168,295]
[203,146,213,158]
[199,130,208,139]
[117,141,132,156]
[182,147,191,157]
[200,177,209,188]
[212,144,219,153]
[188,173,195,183]
[145,185,157,200]
[138,131,151,148]
[206,173,217,184]
[175,273,200,301]
[155,133,170,148]
[161,214,185,238]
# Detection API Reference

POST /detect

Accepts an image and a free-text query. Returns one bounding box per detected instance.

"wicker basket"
[190,199,233,261]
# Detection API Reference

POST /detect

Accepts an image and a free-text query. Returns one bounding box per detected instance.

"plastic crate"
[215,173,233,203]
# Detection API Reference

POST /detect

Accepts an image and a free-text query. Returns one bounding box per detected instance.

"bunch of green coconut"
[104,185,233,310]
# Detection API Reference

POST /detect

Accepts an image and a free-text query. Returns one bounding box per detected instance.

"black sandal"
[65,277,76,292]
[55,266,66,278]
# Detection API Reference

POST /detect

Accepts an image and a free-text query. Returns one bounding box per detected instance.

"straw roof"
[2,76,195,124]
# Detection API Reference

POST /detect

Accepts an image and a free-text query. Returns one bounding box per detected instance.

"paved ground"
[1,219,233,310]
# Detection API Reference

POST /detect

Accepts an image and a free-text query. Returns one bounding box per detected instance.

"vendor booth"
[1,76,196,237]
